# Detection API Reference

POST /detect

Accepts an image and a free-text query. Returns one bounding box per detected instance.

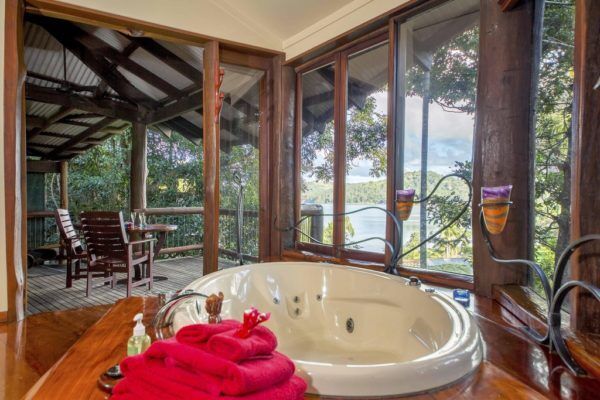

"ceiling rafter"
[124,35,203,85]
[46,117,117,159]
[28,14,156,113]
[26,83,142,122]
[27,106,75,140]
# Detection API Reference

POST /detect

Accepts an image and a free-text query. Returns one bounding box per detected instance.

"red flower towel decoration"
[235,307,270,338]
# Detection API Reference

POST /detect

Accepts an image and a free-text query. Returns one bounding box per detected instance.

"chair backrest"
[55,208,82,254]
[80,211,128,261]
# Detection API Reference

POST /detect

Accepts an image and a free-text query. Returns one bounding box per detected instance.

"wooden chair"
[80,211,154,297]
[55,208,88,288]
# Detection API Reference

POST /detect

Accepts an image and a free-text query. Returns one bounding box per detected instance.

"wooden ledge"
[493,284,548,335]
[566,332,600,379]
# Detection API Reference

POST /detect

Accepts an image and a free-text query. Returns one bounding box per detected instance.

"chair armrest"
[129,238,157,245]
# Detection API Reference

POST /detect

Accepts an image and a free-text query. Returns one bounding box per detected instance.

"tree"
[533,0,575,281]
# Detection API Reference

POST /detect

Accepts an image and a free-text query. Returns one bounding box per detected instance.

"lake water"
[320,203,432,253]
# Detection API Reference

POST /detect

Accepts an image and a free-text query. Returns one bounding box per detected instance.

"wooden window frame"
[292,4,476,290]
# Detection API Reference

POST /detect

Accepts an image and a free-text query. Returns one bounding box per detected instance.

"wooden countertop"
[19,295,600,399]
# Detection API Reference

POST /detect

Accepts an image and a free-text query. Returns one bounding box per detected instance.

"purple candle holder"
[396,189,416,221]
[481,185,512,235]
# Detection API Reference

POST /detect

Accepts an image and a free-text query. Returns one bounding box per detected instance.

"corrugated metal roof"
[24,16,263,159]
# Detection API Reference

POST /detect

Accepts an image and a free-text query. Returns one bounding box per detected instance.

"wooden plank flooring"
[26,257,236,315]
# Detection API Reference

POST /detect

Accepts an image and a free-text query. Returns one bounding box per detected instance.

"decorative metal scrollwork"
[279,173,472,276]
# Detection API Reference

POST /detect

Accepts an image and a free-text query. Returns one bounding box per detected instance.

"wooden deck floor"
[26,257,235,315]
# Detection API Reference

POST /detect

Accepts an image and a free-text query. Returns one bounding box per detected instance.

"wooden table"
[127,223,178,262]
[22,295,600,400]
[125,223,178,283]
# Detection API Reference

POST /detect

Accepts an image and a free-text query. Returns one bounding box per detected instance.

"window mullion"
[332,52,347,256]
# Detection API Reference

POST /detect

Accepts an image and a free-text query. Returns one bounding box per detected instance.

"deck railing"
[299,204,324,243]
[27,211,58,250]
[26,207,260,262]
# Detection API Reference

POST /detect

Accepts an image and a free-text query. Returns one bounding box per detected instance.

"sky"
[305,92,476,184]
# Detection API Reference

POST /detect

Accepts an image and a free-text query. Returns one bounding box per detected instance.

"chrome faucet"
[153,290,208,340]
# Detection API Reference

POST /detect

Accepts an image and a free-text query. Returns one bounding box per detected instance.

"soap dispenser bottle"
[127,313,151,356]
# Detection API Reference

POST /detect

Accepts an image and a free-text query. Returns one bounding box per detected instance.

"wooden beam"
[46,117,116,159]
[161,117,201,145]
[570,0,600,333]
[25,115,45,128]
[130,122,147,211]
[148,91,203,124]
[472,0,539,297]
[63,24,181,97]
[29,15,156,111]
[26,160,60,173]
[203,41,220,276]
[27,106,75,140]
[4,0,27,322]
[126,36,203,84]
[25,83,142,122]
[60,161,68,208]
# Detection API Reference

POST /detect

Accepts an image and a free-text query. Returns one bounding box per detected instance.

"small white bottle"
[127,313,151,356]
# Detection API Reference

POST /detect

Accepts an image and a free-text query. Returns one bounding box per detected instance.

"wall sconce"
[395,189,415,221]
[479,185,600,376]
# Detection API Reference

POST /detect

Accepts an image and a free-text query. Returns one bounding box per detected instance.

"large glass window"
[344,43,389,253]
[533,0,575,287]
[219,64,264,265]
[396,0,479,275]
[299,63,335,245]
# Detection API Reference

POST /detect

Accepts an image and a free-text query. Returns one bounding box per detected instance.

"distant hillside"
[303,171,468,204]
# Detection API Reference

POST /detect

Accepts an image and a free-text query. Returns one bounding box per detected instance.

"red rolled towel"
[113,372,307,400]
[143,339,296,395]
[176,319,240,345]
[206,325,278,362]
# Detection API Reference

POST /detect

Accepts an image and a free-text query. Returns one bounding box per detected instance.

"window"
[344,43,389,254]
[219,64,265,265]
[299,63,335,246]
[395,0,479,275]
[295,0,481,278]
[533,0,575,287]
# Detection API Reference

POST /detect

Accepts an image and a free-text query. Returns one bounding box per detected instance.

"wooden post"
[130,122,147,211]
[203,41,220,275]
[472,0,539,297]
[59,161,68,209]
[570,0,600,333]
[3,0,26,322]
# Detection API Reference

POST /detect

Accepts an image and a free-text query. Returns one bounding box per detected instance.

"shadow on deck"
[26,257,237,315]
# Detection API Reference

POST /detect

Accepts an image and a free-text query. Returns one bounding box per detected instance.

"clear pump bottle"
[127,313,151,356]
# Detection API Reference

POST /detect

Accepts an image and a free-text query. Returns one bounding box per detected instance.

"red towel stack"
[112,319,306,400]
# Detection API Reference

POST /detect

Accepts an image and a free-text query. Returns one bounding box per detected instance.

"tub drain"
[346,317,354,333]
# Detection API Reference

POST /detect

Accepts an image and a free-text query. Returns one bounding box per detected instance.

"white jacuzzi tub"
[172,262,482,397]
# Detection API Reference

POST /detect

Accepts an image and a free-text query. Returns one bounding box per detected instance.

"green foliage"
[533,0,575,282]
[323,216,356,245]
[68,131,131,216]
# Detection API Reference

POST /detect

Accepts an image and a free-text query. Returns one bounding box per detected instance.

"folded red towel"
[206,325,278,362]
[140,339,295,396]
[176,320,240,345]
[121,354,223,396]
[113,372,307,400]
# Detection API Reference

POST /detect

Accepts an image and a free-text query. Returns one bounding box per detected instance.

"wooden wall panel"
[4,0,27,322]
[472,0,539,297]
[202,41,220,275]
[570,0,600,333]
